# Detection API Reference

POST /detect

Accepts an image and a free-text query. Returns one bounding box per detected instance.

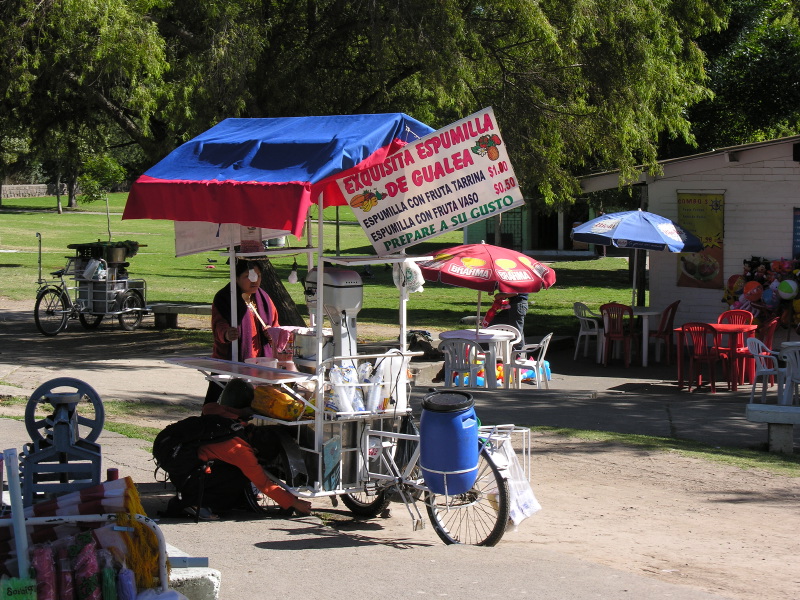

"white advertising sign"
[337,107,525,256]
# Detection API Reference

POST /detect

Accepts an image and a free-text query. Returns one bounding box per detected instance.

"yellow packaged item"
[252,385,306,420]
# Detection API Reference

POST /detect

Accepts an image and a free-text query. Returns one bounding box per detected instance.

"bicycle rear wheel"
[117,290,143,331]
[425,446,510,546]
[244,483,294,517]
[34,289,69,336]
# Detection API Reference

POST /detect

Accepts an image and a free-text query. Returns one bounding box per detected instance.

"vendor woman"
[204,260,280,404]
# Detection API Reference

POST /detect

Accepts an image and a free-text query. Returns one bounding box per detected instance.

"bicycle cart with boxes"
[34,236,148,336]
[123,113,535,545]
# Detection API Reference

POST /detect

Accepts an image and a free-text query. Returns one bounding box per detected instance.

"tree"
[684,0,800,151]
[1,0,731,203]
[0,0,169,172]
[0,130,29,207]
[77,155,126,241]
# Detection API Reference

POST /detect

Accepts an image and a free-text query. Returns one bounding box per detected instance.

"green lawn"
[0,193,634,336]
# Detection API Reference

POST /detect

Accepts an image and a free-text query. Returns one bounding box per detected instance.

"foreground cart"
[123,113,535,545]
[167,353,530,546]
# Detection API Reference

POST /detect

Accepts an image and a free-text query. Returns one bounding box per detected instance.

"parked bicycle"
[34,233,147,336]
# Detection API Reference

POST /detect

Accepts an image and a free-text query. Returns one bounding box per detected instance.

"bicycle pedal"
[363,482,378,496]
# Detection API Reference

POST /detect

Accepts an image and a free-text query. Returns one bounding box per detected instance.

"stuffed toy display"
[723,256,800,328]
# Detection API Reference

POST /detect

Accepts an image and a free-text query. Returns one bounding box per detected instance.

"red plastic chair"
[716,309,755,384]
[757,316,780,350]
[681,322,720,393]
[647,300,680,365]
[600,302,636,368]
[717,309,754,325]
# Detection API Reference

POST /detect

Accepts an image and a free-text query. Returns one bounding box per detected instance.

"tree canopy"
[1,0,742,204]
[686,0,800,151]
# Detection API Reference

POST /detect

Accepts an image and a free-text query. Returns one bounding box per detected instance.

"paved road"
[1,416,732,600]
[3,301,792,599]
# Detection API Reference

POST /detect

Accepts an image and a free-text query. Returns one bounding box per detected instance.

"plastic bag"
[361,362,384,412]
[116,566,137,600]
[72,536,102,600]
[495,439,541,527]
[31,544,56,600]
[252,385,306,420]
[98,549,118,600]
[329,365,363,412]
[0,578,37,600]
[392,261,425,297]
[57,546,76,600]
[135,590,189,600]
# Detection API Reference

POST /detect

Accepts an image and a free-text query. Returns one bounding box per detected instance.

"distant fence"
[1,184,68,199]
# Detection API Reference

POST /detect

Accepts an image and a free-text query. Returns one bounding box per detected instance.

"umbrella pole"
[631,250,638,306]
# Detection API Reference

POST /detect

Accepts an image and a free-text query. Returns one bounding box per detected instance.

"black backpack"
[152,414,245,489]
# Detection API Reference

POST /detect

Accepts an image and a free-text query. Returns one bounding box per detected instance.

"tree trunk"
[67,179,77,208]
[56,172,63,214]
[258,258,307,326]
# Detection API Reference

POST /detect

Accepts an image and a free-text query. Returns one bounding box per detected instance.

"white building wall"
[645,144,800,326]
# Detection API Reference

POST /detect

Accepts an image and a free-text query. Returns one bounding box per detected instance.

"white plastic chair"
[746,337,785,404]
[438,338,487,388]
[573,302,603,362]
[486,323,523,365]
[778,345,800,406]
[505,333,553,389]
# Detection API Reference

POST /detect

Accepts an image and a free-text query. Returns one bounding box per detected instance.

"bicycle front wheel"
[34,289,69,336]
[117,290,143,331]
[425,446,510,546]
[340,490,391,518]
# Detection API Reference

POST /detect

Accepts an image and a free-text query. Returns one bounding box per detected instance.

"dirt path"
[2,297,799,599]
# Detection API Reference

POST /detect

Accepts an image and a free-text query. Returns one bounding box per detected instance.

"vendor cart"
[34,236,148,336]
[124,113,535,545]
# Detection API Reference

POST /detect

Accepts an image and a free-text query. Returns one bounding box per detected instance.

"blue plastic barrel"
[419,390,479,495]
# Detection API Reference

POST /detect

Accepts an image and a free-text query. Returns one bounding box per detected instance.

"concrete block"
[169,567,221,600]
[745,404,800,454]
[768,424,795,454]
[745,404,800,425]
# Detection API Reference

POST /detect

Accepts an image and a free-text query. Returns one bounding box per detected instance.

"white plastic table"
[439,328,516,389]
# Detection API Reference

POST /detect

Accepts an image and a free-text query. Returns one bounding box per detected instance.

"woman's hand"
[225,327,239,342]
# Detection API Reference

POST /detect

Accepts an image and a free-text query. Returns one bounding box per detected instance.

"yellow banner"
[677,193,724,289]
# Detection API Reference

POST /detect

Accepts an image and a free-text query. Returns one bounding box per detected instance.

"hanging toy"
[481,297,509,327]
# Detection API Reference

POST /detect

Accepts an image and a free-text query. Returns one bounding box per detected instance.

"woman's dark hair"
[235,259,262,278]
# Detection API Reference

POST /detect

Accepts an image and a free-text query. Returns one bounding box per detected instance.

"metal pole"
[3,448,30,577]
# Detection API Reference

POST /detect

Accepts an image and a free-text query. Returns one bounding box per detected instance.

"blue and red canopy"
[123,114,434,237]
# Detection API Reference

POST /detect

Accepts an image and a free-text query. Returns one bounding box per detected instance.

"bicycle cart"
[34,234,148,336]
[123,113,536,545]
[166,353,530,546]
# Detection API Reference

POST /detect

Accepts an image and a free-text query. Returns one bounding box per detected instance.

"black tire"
[34,289,69,336]
[117,290,143,331]
[79,313,103,329]
[340,490,391,518]
[243,483,294,517]
[425,446,510,546]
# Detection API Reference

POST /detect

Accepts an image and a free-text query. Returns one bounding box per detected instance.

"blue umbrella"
[571,209,704,304]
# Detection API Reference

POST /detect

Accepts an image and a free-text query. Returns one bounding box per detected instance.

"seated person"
[197,378,312,517]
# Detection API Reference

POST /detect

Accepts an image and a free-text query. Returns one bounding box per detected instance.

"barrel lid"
[421,390,474,412]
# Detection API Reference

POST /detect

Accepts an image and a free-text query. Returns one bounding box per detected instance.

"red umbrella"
[418,243,556,325]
